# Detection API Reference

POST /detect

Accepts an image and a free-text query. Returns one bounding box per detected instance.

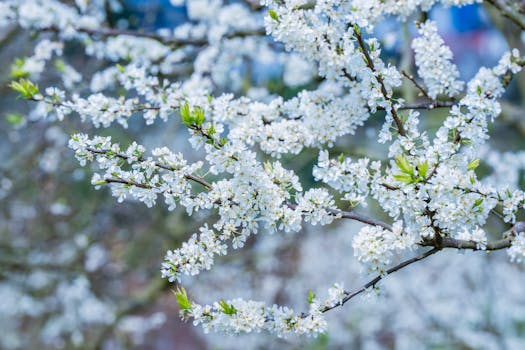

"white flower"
[353,222,415,274]
[412,20,464,99]
[508,232,525,263]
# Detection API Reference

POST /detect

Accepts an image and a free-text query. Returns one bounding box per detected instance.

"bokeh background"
[1,1,525,349]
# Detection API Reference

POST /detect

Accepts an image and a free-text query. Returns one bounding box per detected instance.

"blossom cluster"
[68,134,202,209]
[352,222,417,274]
[175,283,346,337]
[45,3,525,337]
[68,132,338,283]
[412,20,464,99]
[5,0,525,341]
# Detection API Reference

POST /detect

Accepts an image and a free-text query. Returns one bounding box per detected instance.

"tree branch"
[328,208,393,231]
[420,237,511,250]
[402,70,431,100]
[86,147,212,189]
[42,25,266,47]
[353,26,407,136]
[485,0,525,31]
[397,100,455,110]
[320,247,440,313]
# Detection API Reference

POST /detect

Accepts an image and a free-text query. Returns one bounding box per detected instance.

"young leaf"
[467,159,480,171]
[417,160,429,179]
[473,198,483,208]
[55,59,66,73]
[394,155,413,175]
[268,9,279,21]
[218,300,237,315]
[9,79,40,99]
[180,102,193,126]
[307,290,316,304]
[173,286,192,311]
[208,124,216,137]
[10,58,28,79]
[393,173,413,183]
[5,113,25,126]
[193,106,205,126]
[116,63,126,73]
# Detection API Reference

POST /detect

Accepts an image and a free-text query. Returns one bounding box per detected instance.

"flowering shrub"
[3,0,525,347]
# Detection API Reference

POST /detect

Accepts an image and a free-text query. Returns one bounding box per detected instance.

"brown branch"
[397,100,455,110]
[86,147,212,189]
[485,0,525,31]
[104,177,152,189]
[330,207,512,252]
[402,70,431,100]
[320,247,440,313]
[353,26,407,136]
[328,208,393,231]
[420,237,511,251]
[306,223,518,316]
[42,25,266,47]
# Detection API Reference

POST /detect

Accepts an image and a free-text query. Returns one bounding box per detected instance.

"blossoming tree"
[3,0,525,346]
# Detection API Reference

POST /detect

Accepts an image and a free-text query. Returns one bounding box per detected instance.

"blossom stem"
[402,70,431,100]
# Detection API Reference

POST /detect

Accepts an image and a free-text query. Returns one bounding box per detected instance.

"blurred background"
[1,1,525,349]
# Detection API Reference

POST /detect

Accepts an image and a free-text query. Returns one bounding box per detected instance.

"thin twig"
[87,147,212,189]
[485,0,525,30]
[328,208,393,231]
[320,247,440,313]
[42,25,266,47]
[397,100,455,110]
[353,27,407,136]
[402,70,431,100]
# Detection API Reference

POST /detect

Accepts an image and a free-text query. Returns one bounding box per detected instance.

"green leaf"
[193,106,205,126]
[10,58,29,79]
[173,287,192,311]
[417,160,429,178]
[307,290,316,304]
[208,124,216,137]
[467,159,480,171]
[5,113,25,126]
[218,300,237,315]
[9,79,40,99]
[116,63,126,73]
[394,155,413,175]
[338,153,345,163]
[55,59,66,73]
[473,198,483,208]
[180,102,193,126]
[393,173,413,183]
[268,9,279,21]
